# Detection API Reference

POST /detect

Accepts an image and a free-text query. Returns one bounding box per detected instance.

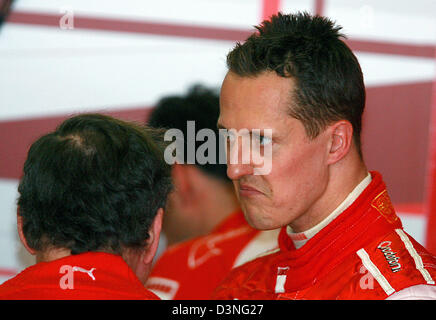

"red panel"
[348,39,435,59]
[261,0,281,21]
[0,267,17,278]
[314,0,325,16]
[394,203,424,215]
[7,11,252,42]
[0,107,152,180]
[6,10,435,58]
[425,57,436,254]
[363,81,433,205]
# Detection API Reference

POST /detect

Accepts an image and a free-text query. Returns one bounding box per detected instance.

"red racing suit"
[146,210,279,299]
[212,171,436,300]
[0,252,159,300]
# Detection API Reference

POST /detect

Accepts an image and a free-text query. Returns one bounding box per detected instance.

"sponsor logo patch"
[371,190,398,224]
[377,241,401,273]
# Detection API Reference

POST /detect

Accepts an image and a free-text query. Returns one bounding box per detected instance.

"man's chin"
[242,207,279,231]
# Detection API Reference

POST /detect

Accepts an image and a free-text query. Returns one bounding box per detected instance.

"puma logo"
[72,266,96,280]
[59,265,97,289]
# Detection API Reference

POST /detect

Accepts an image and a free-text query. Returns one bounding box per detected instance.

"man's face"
[218,71,332,231]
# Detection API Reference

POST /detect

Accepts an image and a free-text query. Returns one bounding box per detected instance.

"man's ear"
[141,207,164,265]
[327,120,353,165]
[17,207,36,255]
[171,164,192,206]
[171,164,203,207]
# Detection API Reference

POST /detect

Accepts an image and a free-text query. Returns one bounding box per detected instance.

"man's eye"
[258,135,272,146]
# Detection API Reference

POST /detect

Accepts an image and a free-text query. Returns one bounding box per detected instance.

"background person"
[212,12,436,300]
[145,85,279,299]
[0,113,172,299]
[148,85,240,247]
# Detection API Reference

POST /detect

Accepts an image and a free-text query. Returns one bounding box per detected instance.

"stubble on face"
[219,71,331,231]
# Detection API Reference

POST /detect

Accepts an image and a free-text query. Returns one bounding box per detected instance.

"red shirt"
[0,252,159,300]
[212,172,436,300]
[146,210,279,299]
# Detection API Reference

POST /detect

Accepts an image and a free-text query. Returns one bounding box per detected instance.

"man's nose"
[226,135,253,180]
[227,162,253,180]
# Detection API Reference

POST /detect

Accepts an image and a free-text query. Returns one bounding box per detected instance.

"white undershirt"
[286,173,372,249]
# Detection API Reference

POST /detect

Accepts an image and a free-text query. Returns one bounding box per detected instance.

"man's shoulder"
[212,228,436,300]
[341,228,436,299]
[211,247,281,299]
[0,253,160,300]
[360,228,436,286]
[148,221,280,299]
[154,223,258,269]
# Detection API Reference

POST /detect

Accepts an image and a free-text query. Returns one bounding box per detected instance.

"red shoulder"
[211,247,281,300]
[347,229,436,299]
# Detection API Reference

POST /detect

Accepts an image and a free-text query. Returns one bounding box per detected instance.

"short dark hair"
[148,84,230,182]
[226,12,366,155]
[18,113,172,255]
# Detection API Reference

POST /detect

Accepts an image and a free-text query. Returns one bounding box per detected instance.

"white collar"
[287,172,372,249]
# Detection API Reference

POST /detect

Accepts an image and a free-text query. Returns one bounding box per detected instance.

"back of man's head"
[147,85,239,245]
[148,84,229,183]
[18,113,172,256]
[227,12,365,157]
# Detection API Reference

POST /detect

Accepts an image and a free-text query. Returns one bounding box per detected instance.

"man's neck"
[288,171,371,249]
[36,247,71,263]
[289,159,368,233]
[165,183,240,246]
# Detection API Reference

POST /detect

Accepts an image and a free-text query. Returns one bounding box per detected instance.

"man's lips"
[238,184,263,197]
